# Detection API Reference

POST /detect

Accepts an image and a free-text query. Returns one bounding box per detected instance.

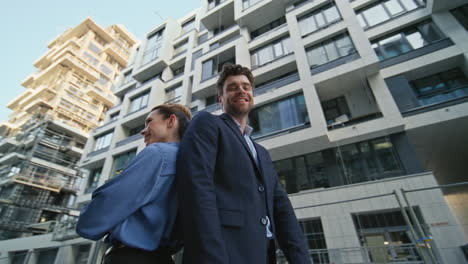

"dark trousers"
[103,246,174,264]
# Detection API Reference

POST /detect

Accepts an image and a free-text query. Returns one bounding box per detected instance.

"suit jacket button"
[258,185,265,192]
[261,217,267,225]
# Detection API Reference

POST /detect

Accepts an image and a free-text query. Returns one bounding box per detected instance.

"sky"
[0,0,201,122]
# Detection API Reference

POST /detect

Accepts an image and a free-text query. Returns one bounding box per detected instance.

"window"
[357,0,425,29]
[299,219,329,264]
[411,68,468,106]
[88,42,101,54]
[243,0,263,10]
[36,248,58,264]
[97,75,109,86]
[372,20,444,60]
[452,4,468,30]
[75,244,91,264]
[249,94,309,139]
[142,29,164,65]
[298,2,341,37]
[251,17,286,39]
[206,95,217,106]
[353,209,423,262]
[129,124,145,137]
[93,132,113,151]
[85,167,102,193]
[251,37,292,68]
[208,0,225,10]
[82,52,99,66]
[173,65,185,76]
[110,112,119,121]
[202,57,235,81]
[165,85,183,103]
[10,250,28,264]
[100,64,113,76]
[182,18,196,32]
[306,33,356,68]
[274,136,405,194]
[129,92,150,113]
[321,96,350,125]
[173,40,189,56]
[112,149,137,178]
[123,71,133,84]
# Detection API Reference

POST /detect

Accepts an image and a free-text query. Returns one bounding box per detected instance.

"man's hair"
[151,104,192,139]
[216,64,254,96]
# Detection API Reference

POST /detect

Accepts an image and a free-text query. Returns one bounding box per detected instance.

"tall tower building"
[0,18,138,241]
[1,1,468,263]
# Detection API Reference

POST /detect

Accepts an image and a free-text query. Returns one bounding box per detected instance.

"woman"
[76,103,192,264]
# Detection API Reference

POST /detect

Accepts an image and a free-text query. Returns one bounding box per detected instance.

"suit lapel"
[220,113,263,177]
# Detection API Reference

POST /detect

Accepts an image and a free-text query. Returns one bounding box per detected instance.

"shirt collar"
[229,115,253,137]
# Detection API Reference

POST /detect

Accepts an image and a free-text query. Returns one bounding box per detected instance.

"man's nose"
[140,127,147,136]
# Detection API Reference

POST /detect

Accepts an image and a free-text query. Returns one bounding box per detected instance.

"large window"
[10,250,28,264]
[452,4,468,31]
[353,210,423,262]
[165,85,183,103]
[306,33,356,68]
[322,96,350,125]
[112,149,137,178]
[251,17,286,39]
[410,68,468,106]
[274,136,405,194]
[173,40,188,56]
[201,57,235,81]
[142,29,164,65]
[298,2,341,37]
[93,132,113,151]
[182,18,195,33]
[300,219,329,264]
[372,20,444,61]
[75,244,91,264]
[251,37,292,68]
[36,248,58,264]
[243,0,263,10]
[128,92,149,113]
[249,94,309,139]
[85,167,102,193]
[123,71,133,84]
[357,0,425,29]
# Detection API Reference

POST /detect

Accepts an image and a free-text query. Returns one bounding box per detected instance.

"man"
[176,64,310,263]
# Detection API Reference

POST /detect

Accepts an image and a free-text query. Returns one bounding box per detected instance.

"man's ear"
[218,94,223,105]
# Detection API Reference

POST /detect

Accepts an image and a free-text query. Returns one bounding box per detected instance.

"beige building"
[1,0,468,263]
[0,17,137,244]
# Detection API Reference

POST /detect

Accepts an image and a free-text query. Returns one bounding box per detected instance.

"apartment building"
[0,17,137,260]
[1,0,468,263]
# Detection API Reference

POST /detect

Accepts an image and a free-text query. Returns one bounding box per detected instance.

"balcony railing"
[115,134,143,148]
[203,103,222,113]
[254,72,300,96]
[52,217,79,241]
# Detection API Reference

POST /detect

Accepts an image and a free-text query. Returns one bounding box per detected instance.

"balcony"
[0,138,19,152]
[115,134,143,148]
[203,103,222,113]
[52,217,79,241]
[202,0,234,30]
[254,71,300,96]
[0,152,26,165]
[17,85,56,109]
[60,53,100,81]
[85,86,116,107]
[236,0,286,30]
[103,42,131,66]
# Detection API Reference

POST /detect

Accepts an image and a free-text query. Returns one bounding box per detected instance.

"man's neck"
[228,114,248,133]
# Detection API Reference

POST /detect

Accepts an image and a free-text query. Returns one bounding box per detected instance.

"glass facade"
[112,149,137,178]
[142,29,164,65]
[306,33,356,68]
[85,167,102,193]
[165,85,183,103]
[93,132,113,151]
[274,136,405,194]
[298,2,341,37]
[251,37,292,68]
[201,57,235,81]
[372,20,444,60]
[410,68,468,107]
[251,17,286,39]
[357,0,425,29]
[300,219,329,264]
[249,93,309,139]
[128,91,149,113]
[452,4,468,31]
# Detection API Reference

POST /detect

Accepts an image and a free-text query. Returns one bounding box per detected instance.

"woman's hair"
[151,104,192,139]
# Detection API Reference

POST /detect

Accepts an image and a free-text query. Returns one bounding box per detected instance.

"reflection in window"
[93,132,113,151]
[298,3,342,37]
[372,20,444,60]
[357,0,425,29]
[112,149,137,178]
[128,92,149,113]
[85,167,102,193]
[451,4,468,31]
[142,29,164,65]
[306,33,356,68]
[251,37,292,68]
[249,94,309,139]
[410,68,468,107]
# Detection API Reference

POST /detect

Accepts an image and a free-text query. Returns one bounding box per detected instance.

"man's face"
[219,75,254,117]
[140,110,171,145]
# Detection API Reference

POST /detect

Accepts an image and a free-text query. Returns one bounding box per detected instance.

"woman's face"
[140,110,175,145]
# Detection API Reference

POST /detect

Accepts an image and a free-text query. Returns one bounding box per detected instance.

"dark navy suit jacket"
[176,112,310,264]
